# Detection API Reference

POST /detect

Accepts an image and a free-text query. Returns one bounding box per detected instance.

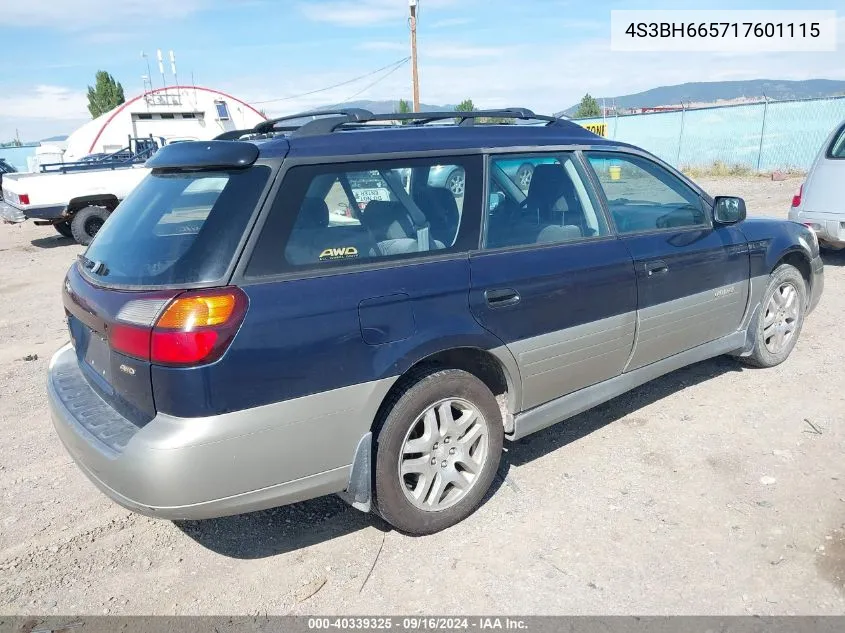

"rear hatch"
[62,149,273,423]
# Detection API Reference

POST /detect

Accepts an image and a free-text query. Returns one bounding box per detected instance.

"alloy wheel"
[762,282,800,354]
[446,170,465,197]
[398,398,489,511]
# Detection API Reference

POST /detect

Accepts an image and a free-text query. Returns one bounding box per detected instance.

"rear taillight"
[18,193,30,205]
[791,183,803,208]
[109,287,248,366]
[110,323,152,360]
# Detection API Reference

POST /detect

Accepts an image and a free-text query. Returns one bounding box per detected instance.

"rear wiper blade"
[77,254,108,275]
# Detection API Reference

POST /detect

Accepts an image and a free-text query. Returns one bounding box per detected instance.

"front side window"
[245,156,481,277]
[484,153,609,249]
[586,152,707,234]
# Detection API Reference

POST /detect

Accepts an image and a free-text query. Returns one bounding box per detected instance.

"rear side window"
[245,156,481,277]
[828,125,845,158]
[82,166,270,287]
[484,153,609,249]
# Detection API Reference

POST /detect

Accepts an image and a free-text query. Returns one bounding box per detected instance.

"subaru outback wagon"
[49,108,823,535]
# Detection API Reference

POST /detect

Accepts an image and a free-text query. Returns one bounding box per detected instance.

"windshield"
[81,166,270,287]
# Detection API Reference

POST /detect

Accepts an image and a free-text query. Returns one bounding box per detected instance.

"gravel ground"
[1,175,843,615]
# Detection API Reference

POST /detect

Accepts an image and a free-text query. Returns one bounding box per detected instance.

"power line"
[254,57,410,105]
[337,58,410,104]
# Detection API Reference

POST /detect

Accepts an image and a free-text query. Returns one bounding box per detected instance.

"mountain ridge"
[561,79,845,115]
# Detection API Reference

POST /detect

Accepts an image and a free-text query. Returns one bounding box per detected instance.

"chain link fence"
[575,96,845,172]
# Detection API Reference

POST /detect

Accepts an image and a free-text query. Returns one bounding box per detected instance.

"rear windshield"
[81,166,270,287]
[829,125,845,158]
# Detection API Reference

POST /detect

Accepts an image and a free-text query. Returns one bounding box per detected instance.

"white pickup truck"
[0,164,150,245]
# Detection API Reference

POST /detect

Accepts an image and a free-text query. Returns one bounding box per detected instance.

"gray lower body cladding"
[48,344,395,520]
[508,312,636,410]
[507,278,765,440]
[626,280,749,371]
[509,329,747,441]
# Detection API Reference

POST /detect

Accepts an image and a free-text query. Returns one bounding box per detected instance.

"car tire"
[741,264,807,368]
[54,222,73,239]
[70,206,110,246]
[445,168,465,199]
[373,368,503,535]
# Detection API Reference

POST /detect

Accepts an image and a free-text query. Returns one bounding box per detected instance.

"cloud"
[357,41,408,52]
[0,0,208,29]
[425,44,512,60]
[300,0,459,27]
[0,85,89,141]
[0,85,88,120]
[431,18,473,28]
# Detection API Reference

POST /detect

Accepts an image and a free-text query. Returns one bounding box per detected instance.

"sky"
[0,0,843,141]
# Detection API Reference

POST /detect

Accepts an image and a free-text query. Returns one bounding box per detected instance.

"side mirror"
[713,196,746,225]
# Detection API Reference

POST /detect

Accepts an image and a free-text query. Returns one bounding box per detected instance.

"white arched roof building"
[63,85,266,161]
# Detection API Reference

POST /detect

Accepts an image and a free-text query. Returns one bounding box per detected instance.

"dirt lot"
[1,175,843,615]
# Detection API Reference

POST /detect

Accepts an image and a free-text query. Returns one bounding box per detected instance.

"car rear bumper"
[0,201,65,223]
[0,201,25,223]
[788,208,845,246]
[48,344,391,520]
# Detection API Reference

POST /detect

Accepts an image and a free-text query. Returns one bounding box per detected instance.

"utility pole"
[409,0,420,112]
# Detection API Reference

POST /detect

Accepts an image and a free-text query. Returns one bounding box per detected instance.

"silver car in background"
[789,121,845,251]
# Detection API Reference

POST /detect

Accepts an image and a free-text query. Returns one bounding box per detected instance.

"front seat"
[413,186,460,246]
[361,200,415,241]
[525,164,587,233]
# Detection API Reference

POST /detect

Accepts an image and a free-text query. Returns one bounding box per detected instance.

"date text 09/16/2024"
[307,617,528,630]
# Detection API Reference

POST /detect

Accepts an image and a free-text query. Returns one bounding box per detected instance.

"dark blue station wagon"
[49,108,823,534]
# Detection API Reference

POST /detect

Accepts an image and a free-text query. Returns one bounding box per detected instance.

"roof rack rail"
[214,106,566,141]
[254,108,375,134]
[291,108,565,137]
[214,129,262,141]
[385,108,563,126]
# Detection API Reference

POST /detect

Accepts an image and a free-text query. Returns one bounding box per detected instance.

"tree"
[395,99,412,124]
[455,98,476,112]
[574,93,601,118]
[453,98,512,124]
[87,71,126,119]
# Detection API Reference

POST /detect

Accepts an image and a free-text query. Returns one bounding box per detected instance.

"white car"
[789,121,845,250]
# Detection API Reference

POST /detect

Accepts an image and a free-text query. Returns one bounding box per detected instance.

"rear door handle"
[644,259,669,276]
[484,288,521,308]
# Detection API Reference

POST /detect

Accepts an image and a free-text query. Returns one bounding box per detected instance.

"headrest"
[361,200,414,240]
[526,164,570,203]
[296,197,329,229]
